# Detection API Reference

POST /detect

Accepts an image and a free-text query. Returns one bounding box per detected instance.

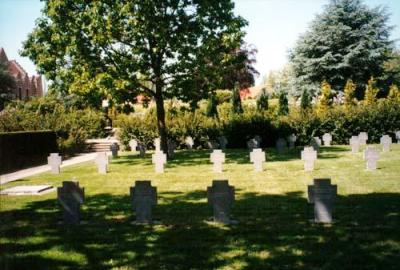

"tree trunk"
[154,86,169,158]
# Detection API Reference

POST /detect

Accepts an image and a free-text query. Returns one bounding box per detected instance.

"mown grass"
[1,144,399,270]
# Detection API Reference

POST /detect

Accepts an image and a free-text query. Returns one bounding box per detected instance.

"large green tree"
[0,60,16,110]
[22,0,247,154]
[289,0,393,98]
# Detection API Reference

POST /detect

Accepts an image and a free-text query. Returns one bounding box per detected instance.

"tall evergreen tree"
[278,91,289,115]
[364,77,379,104]
[0,60,16,110]
[387,84,400,101]
[205,94,218,117]
[316,80,333,114]
[256,88,269,111]
[343,79,357,107]
[300,89,311,110]
[290,0,393,97]
[231,82,243,114]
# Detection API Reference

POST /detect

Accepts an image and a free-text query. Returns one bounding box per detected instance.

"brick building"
[0,47,43,99]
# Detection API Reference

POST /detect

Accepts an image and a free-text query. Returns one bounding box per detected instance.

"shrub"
[256,88,269,111]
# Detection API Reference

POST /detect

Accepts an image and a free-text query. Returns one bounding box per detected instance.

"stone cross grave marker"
[130,181,157,224]
[167,140,176,158]
[57,181,84,224]
[395,130,400,144]
[287,134,297,149]
[207,180,235,224]
[310,137,321,151]
[365,147,379,170]
[250,148,265,172]
[48,153,62,174]
[185,136,194,149]
[129,139,138,152]
[380,135,392,152]
[322,133,332,146]
[152,151,167,173]
[218,136,228,150]
[349,136,360,153]
[138,143,146,158]
[95,152,108,174]
[154,138,161,152]
[308,178,337,223]
[110,143,119,158]
[301,147,317,171]
[358,132,368,146]
[210,149,225,173]
[276,138,287,154]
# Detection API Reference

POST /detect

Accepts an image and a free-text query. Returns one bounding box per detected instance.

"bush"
[0,97,106,155]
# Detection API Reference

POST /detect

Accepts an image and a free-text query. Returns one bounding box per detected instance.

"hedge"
[0,130,58,174]
[116,100,400,149]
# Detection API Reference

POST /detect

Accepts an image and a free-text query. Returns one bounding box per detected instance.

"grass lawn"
[1,144,399,270]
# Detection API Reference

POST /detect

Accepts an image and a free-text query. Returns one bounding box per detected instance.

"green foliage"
[0,97,105,155]
[343,79,357,107]
[0,59,16,110]
[364,77,379,105]
[231,83,243,114]
[215,90,232,104]
[316,80,333,115]
[290,0,393,96]
[300,89,311,110]
[205,94,218,117]
[278,91,289,115]
[256,88,269,111]
[387,84,400,102]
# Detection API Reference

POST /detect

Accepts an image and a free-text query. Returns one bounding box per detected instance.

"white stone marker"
[349,136,360,153]
[301,147,317,171]
[95,152,108,174]
[250,148,265,172]
[364,147,379,170]
[152,151,167,173]
[154,138,161,152]
[210,149,225,173]
[395,131,400,144]
[48,153,62,174]
[380,135,392,152]
[322,133,332,146]
[287,134,297,149]
[358,132,368,146]
[185,136,194,149]
[129,139,138,152]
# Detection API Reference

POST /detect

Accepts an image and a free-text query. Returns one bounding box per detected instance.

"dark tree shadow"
[1,190,399,269]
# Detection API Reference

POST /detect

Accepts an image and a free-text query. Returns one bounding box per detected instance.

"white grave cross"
[358,132,368,146]
[250,148,265,172]
[380,135,392,152]
[152,151,167,173]
[129,139,138,152]
[210,150,225,173]
[185,136,194,149]
[95,152,108,174]
[48,153,62,174]
[364,147,379,170]
[301,147,317,171]
[349,136,360,153]
[395,131,400,144]
[322,133,332,146]
[154,138,161,152]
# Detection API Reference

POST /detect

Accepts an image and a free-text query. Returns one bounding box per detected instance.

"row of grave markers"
[58,178,337,225]
[47,132,397,175]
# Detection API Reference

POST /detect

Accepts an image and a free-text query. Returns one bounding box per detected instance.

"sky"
[0,0,399,86]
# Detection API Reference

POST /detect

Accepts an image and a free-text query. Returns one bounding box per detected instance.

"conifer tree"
[278,91,289,115]
[316,80,332,114]
[231,82,243,114]
[300,89,311,110]
[364,77,379,105]
[205,94,218,117]
[387,84,400,101]
[343,79,357,107]
[256,88,269,111]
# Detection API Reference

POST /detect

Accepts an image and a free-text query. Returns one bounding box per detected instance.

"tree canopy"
[22,0,250,154]
[289,0,393,97]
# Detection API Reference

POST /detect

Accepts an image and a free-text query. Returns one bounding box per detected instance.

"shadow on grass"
[1,190,399,270]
